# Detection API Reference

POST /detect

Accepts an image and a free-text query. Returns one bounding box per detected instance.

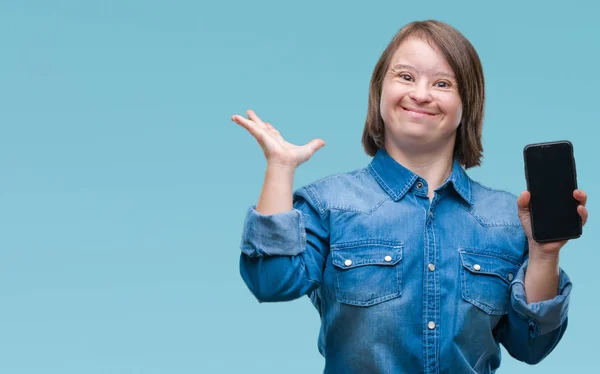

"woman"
[231,20,589,373]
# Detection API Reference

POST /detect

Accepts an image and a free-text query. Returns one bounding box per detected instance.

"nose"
[408,82,432,103]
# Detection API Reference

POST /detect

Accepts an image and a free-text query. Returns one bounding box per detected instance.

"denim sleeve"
[497,256,572,365]
[238,185,329,303]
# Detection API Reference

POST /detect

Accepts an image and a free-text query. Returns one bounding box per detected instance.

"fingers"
[264,121,277,133]
[232,109,280,135]
[574,189,587,206]
[518,190,589,228]
[231,110,325,165]
[232,109,288,146]
[264,121,283,139]
[574,189,588,226]
[231,114,263,140]
[578,205,589,226]
[232,109,275,144]
[517,191,530,211]
[246,109,268,130]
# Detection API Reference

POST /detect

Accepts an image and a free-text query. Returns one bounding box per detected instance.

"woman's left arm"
[496,189,588,364]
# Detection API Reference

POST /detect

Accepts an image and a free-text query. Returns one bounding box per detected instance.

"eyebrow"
[390,63,455,79]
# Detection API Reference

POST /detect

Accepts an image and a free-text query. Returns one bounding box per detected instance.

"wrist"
[528,245,560,273]
[528,240,559,260]
[266,161,297,173]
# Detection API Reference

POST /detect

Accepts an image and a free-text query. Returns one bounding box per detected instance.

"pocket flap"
[459,250,520,283]
[332,242,403,269]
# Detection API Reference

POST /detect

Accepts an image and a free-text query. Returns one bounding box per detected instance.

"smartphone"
[523,140,581,242]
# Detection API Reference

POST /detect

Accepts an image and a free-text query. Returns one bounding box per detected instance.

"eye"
[398,73,413,81]
[435,81,451,88]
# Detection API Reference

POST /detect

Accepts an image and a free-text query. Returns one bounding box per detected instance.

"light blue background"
[0,0,598,372]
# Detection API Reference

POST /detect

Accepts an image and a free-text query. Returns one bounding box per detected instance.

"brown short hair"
[361,20,485,169]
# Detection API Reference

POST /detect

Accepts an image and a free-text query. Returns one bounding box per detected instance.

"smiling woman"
[231,19,588,374]
[363,21,484,170]
[379,37,465,161]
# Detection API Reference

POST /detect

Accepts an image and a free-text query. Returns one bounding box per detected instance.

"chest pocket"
[331,240,403,307]
[459,249,521,315]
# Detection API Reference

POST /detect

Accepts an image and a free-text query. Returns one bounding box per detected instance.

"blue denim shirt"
[239,148,571,374]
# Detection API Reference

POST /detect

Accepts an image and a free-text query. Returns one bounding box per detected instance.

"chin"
[389,131,433,146]
[393,122,436,138]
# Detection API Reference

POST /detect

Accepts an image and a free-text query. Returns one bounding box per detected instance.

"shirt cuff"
[510,259,572,338]
[239,205,306,257]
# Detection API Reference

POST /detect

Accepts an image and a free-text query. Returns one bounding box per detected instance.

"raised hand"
[517,189,589,255]
[231,109,325,169]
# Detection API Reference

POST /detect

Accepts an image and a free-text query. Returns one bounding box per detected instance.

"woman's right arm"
[232,110,327,302]
[239,185,329,302]
[255,163,295,215]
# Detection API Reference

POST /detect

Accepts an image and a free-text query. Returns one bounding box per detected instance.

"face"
[380,37,463,154]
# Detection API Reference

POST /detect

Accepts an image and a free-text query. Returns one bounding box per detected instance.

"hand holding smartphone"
[523,140,582,243]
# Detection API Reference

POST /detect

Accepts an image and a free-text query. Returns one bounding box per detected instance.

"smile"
[401,107,438,116]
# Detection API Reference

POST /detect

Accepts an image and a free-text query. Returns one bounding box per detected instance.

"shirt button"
[428,263,435,271]
[344,259,353,267]
[508,273,514,281]
[384,255,392,262]
[473,264,481,271]
[427,321,436,330]
[416,181,424,189]
[429,211,433,218]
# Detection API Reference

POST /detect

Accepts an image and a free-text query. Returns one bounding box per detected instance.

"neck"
[385,140,456,199]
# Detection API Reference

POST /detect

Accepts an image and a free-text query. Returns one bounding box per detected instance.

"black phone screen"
[524,141,581,242]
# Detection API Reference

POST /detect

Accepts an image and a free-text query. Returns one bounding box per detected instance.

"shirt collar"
[367,148,473,205]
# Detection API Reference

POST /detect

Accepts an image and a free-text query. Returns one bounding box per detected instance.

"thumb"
[307,138,326,153]
[295,139,326,164]
[303,139,325,157]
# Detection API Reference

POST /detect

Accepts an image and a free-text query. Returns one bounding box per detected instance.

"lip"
[401,107,438,116]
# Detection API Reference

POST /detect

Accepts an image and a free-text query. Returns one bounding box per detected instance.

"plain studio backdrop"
[0,0,598,373]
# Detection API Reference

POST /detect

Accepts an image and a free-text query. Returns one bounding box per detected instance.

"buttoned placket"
[415,181,441,374]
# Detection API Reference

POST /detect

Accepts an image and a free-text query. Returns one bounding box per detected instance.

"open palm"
[231,109,325,169]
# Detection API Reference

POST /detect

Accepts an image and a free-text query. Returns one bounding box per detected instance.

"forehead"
[389,37,454,77]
